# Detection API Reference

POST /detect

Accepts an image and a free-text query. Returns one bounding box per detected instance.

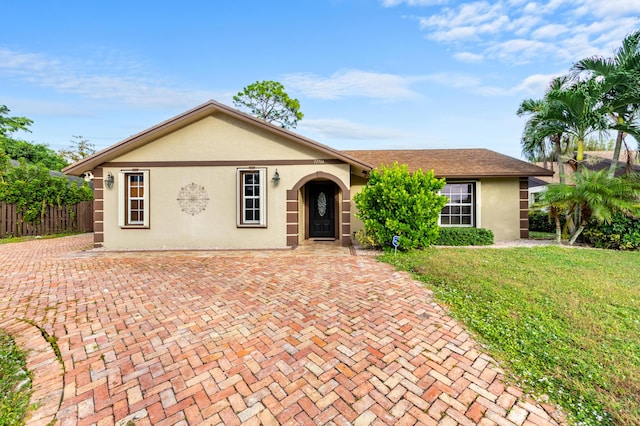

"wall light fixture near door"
[104,172,114,189]
[272,169,280,186]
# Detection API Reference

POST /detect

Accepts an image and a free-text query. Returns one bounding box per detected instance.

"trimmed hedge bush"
[582,213,640,250]
[529,210,556,233]
[435,227,494,246]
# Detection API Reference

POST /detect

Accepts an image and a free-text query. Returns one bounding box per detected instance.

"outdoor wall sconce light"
[104,172,115,189]
[272,169,280,186]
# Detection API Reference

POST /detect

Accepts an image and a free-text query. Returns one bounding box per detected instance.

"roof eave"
[63,100,373,176]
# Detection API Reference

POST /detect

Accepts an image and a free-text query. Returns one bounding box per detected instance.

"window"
[237,168,266,227]
[441,183,475,226]
[118,170,150,228]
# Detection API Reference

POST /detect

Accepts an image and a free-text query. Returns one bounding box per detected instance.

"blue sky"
[2,0,639,159]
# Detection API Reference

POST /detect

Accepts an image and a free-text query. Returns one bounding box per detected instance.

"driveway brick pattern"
[0,235,564,425]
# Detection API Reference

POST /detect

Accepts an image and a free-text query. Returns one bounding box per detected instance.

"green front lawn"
[382,246,640,425]
[0,331,33,425]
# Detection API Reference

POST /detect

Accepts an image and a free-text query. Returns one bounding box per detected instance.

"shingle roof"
[342,148,553,178]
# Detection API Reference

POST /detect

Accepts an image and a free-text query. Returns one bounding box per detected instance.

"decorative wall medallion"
[177,183,209,216]
[317,192,327,217]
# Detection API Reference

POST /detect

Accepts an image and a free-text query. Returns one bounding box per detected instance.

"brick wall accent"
[93,167,104,248]
[286,189,299,247]
[519,177,529,239]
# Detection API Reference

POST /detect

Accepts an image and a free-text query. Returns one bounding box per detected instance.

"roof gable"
[63,100,372,176]
[342,149,554,178]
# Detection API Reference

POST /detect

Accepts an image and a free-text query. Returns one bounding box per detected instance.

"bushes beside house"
[529,210,556,233]
[0,155,94,237]
[435,227,494,246]
[356,227,495,248]
[354,163,447,251]
[582,213,640,250]
[0,158,93,223]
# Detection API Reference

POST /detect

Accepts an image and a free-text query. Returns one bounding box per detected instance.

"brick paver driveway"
[0,235,564,426]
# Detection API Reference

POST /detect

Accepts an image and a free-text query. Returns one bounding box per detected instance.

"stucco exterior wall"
[100,114,351,249]
[348,176,523,243]
[478,178,521,241]
[349,175,368,238]
[115,114,326,162]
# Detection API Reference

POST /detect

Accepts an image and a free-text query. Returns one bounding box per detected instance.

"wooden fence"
[0,201,93,238]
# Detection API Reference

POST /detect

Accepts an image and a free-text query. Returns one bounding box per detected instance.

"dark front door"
[308,182,335,238]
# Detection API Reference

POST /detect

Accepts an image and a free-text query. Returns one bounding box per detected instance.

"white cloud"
[531,23,568,39]
[511,72,562,94]
[408,0,640,65]
[576,0,640,18]
[485,38,559,63]
[283,70,422,100]
[299,119,408,140]
[420,1,511,41]
[453,52,485,62]
[0,47,226,109]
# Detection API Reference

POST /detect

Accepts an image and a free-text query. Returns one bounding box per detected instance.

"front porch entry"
[307,181,336,239]
[286,172,351,247]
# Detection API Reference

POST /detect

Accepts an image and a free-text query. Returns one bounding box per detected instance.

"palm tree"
[572,30,640,178]
[544,77,610,167]
[518,99,552,167]
[517,79,571,182]
[540,169,640,245]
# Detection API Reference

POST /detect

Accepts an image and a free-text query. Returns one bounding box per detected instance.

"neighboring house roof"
[528,176,549,188]
[342,148,553,179]
[63,100,373,176]
[530,151,640,186]
[581,150,638,161]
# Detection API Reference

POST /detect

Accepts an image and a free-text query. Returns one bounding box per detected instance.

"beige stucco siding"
[102,164,350,250]
[478,178,521,241]
[100,113,351,250]
[349,175,367,237]
[348,176,522,242]
[115,114,328,162]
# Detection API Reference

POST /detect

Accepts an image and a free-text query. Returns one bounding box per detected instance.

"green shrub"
[354,163,447,250]
[582,212,640,250]
[0,157,93,223]
[435,227,494,246]
[529,210,557,233]
[0,331,33,425]
[354,229,380,249]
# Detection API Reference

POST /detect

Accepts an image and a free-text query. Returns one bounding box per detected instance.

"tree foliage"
[233,80,303,129]
[0,105,33,136]
[354,163,447,250]
[519,31,640,178]
[537,169,640,245]
[0,105,67,171]
[0,155,93,223]
[572,29,640,178]
[59,135,96,164]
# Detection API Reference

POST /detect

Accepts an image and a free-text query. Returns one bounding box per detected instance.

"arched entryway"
[307,181,336,239]
[287,172,351,247]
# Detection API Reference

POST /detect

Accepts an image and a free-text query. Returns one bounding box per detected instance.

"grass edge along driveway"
[382,246,640,426]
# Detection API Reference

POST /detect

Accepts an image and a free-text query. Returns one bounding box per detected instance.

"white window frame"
[118,170,150,228]
[237,168,266,227]
[440,182,476,227]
